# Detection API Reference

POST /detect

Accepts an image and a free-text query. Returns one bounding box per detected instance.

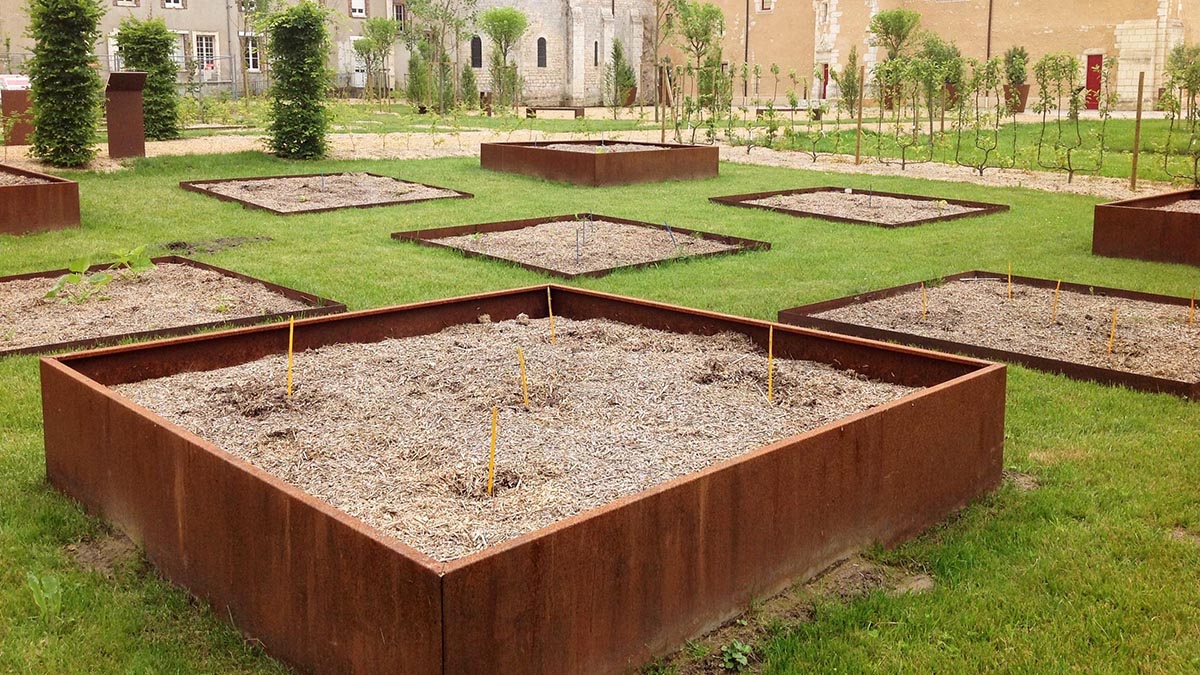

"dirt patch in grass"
[1003,470,1040,492]
[115,316,917,562]
[1160,199,1200,214]
[541,142,662,153]
[162,236,273,256]
[745,190,982,225]
[0,171,51,186]
[65,531,139,579]
[1170,527,1200,546]
[815,278,1200,381]
[431,220,740,276]
[0,263,311,351]
[195,173,462,213]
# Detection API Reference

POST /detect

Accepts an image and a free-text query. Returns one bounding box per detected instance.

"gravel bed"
[0,170,51,186]
[816,278,1200,380]
[115,317,918,562]
[431,219,740,275]
[0,263,311,351]
[745,191,981,225]
[1160,199,1200,214]
[198,173,460,212]
[540,143,663,153]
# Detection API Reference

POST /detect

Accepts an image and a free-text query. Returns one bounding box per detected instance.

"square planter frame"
[778,270,1199,398]
[1,255,345,358]
[42,285,1004,675]
[1093,188,1200,267]
[0,164,81,235]
[391,212,771,279]
[479,141,719,186]
[709,186,1009,228]
[179,172,473,215]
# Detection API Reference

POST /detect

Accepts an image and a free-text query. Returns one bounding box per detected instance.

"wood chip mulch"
[745,190,981,224]
[198,173,460,213]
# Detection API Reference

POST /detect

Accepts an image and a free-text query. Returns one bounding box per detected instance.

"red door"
[821,64,830,99]
[1085,54,1102,110]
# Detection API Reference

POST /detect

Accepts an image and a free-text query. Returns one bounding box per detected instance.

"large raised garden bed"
[480,140,719,186]
[0,164,80,235]
[392,213,770,279]
[1,256,343,357]
[1093,188,1200,267]
[179,172,472,215]
[42,285,1005,674]
[709,186,1009,228]
[778,271,1200,398]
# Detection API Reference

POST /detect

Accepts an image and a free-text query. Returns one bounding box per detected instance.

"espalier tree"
[27,0,105,167]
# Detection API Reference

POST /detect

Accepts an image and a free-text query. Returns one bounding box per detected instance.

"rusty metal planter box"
[179,173,473,215]
[391,212,771,279]
[0,164,81,235]
[480,141,719,186]
[2,256,344,358]
[709,186,1009,228]
[778,270,1199,398]
[1093,189,1200,267]
[42,286,1005,675]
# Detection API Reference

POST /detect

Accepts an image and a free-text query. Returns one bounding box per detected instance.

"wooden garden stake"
[1051,280,1062,323]
[767,325,774,403]
[921,282,927,320]
[1130,72,1145,192]
[1107,309,1118,354]
[854,65,865,165]
[1007,263,1013,299]
[286,316,295,397]
[487,407,498,496]
[1190,290,1195,326]
[517,348,529,409]
[546,287,556,345]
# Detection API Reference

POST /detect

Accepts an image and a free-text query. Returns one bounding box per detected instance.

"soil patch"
[430,219,740,276]
[814,278,1200,381]
[0,170,51,186]
[162,236,273,256]
[65,531,139,579]
[745,190,982,225]
[189,172,465,213]
[114,316,918,562]
[1003,469,1040,492]
[1170,527,1200,546]
[0,262,311,351]
[1159,198,1200,214]
[540,142,661,153]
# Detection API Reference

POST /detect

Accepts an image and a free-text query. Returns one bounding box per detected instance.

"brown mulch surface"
[0,262,311,351]
[196,172,461,213]
[816,277,1200,380]
[431,219,740,275]
[541,143,662,153]
[115,316,918,562]
[1160,198,1200,214]
[162,236,273,256]
[745,190,982,225]
[0,170,51,186]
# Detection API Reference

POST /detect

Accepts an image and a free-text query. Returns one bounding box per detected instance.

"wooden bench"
[755,101,824,119]
[526,106,586,119]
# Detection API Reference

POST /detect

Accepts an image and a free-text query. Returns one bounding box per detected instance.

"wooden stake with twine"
[921,282,927,321]
[517,348,529,409]
[1051,280,1062,323]
[547,287,556,345]
[1107,309,1118,354]
[487,407,498,496]
[1007,263,1013,300]
[767,325,775,403]
[286,316,295,397]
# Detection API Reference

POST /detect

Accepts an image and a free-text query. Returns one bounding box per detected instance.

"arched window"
[537,37,547,68]
[470,36,482,68]
[594,41,599,67]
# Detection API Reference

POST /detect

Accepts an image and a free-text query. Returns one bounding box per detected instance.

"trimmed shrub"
[263,1,331,159]
[115,17,181,140]
[460,62,478,109]
[27,0,105,167]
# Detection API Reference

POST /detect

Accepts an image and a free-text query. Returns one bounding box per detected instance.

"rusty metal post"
[1130,72,1145,192]
[1,88,33,145]
[855,65,866,165]
[105,72,147,159]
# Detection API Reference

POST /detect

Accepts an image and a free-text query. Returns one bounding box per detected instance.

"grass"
[1,153,1199,672]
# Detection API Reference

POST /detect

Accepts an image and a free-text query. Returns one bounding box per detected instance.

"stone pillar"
[629,8,644,99]
[569,2,586,105]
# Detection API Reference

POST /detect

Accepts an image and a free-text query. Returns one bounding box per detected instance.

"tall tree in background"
[479,7,526,108]
[354,17,402,103]
[239,0,272,98]
[868,8,921,61]
[263,1,331,158]
[672,0,724,96]
[26,0,105,167]
[406,0,478,111]
[116,17,180,140]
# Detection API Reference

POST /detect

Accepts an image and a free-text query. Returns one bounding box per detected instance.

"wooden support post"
[1130,72,1145,192]
[855,65,866,165]
[286,316,295,397]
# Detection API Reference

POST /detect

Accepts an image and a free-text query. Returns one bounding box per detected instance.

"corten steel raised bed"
[391,212,771,279]
[0,164,81,235]
[42,285,1005,675]
[1093,188,1200,267]
[709,186,1010,228]
[179,173,473,215]
[778,270,1200,398]
[480,140,719,186]
[1,256,344,358]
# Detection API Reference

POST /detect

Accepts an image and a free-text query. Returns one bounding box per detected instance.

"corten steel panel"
[778,270,1200,398]
[180,173,473,215]
[1,89,33,145]
[391,212,771,279]
[0,164,80,235]
[43,285,1005,674]
[0,255,345,358]
[1093,189,1200,267]
[105,72,147,159]
[709,187,1010,228]
[480,141,719,186]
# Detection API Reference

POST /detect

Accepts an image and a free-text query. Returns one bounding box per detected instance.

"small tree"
[479,7,527,108]
[27,0,105,167]
[831,46,861,116]
[604,39,637,111]
[673,0,724,96]
[1003,45,1029,112]
[460,61,478,109]
[868,9,921,61]
[406,44,431,110]
[263,1,331,159]
[354,17,401,103]
[116,17,180,140]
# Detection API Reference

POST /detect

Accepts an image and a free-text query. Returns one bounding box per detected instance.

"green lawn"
[1,153,1198,673]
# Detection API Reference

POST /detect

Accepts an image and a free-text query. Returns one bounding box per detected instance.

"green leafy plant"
[353,17,402,105]
[44,247,155,303]
[263,1,332,159]
[26,572,63,626]
[109,245,155,278]
[27,0,105,167]
[868,8,921,61]
[459,61,479,109]
[1004,45,1029,88]
[718,639,752,672]
[831,45,861,117]
[479,7,527,109]
[115,17,181,140]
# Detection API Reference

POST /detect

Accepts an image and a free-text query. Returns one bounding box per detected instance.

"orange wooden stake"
[921,282,927,320]
[547,287,556,345]
[767,325,775,403]
[286,316,295,397]
[1051,280,1062,323]
[1007,263,1013,299]
[517,348,529,409]
[487,407,498,496]
[1107,308,1118,354]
